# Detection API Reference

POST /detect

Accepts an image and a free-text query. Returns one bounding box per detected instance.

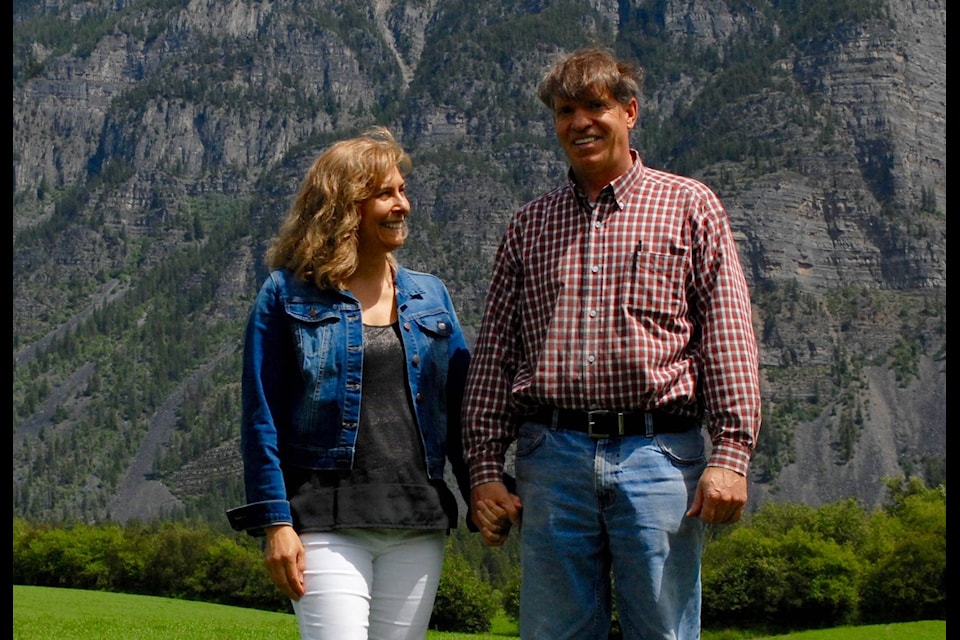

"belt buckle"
[587,410,625,438]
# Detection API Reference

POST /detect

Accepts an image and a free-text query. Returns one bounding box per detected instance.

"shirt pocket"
[622,249,689,318]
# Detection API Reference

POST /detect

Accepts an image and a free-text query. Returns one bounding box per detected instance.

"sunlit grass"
[12,585,515,640]
[744,622,945,640]
[13,585,944,640]
[14,585,299,640]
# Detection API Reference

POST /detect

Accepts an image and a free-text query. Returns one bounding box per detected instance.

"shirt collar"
[567,150,646,212]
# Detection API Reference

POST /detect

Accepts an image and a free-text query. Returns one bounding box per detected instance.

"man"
[462,48,762,640]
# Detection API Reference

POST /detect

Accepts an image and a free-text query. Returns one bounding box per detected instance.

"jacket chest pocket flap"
[284,301,341,358]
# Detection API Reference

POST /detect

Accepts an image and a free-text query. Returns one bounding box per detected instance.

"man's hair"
[537,47,643,110]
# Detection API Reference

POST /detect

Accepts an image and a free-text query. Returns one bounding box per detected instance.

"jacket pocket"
[409,309,455,338]
[284,301,339,360]
[282,301,344,448]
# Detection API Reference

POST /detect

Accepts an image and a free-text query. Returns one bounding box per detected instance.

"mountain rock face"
[12,0,945,525]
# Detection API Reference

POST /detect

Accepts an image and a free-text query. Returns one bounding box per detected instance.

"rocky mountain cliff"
[12,0,945,526]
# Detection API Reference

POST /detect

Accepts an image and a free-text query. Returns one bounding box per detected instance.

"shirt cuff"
[707,440,752,477]
[468,458,505,490]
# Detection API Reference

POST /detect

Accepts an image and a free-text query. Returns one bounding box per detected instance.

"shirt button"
[591,265,599,273]
[587,354,596,363]
[594,221,601,229]
[589,310,597,318]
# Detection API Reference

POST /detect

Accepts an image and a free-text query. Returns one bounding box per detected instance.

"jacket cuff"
[225,500,293,536]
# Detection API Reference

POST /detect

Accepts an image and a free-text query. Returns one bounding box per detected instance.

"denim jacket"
[226,266,472,535]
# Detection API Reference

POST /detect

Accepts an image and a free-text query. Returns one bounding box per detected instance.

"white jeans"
[291,528,446,640]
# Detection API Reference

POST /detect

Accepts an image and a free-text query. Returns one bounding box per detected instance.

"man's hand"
[263,524,305,600]
[686,466,748,525]
[471,481,523,547]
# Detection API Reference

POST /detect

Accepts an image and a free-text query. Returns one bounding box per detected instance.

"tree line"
[12,476,944,635]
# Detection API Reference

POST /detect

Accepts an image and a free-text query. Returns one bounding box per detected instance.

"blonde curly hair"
[266,126,412,290]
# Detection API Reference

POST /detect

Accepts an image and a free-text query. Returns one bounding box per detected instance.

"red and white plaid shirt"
[463,152,762,486]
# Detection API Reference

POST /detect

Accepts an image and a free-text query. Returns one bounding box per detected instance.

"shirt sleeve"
[462,221,525,488]
[689,190,762,476]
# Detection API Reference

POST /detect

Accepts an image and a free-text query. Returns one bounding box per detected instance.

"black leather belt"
[531,407,698,438]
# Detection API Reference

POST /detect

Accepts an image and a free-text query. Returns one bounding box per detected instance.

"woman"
[227,126,473,640]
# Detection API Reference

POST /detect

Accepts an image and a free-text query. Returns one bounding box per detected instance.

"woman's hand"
[263,525,305,600]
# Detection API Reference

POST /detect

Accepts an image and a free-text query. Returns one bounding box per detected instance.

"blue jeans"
[515,420,707,640]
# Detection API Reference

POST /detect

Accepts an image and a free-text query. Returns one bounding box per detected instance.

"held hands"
[263,524,305,600]
[686,466,748,525]
[471,482,523,547]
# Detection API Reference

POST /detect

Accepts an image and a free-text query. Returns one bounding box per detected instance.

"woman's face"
[357,166,410,255]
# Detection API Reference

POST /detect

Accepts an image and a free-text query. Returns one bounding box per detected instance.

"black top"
[288,321,458,532]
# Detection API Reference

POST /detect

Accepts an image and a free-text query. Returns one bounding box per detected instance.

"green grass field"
[13,585,945,640]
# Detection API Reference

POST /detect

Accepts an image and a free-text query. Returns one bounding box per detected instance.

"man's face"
[552,89,638,188]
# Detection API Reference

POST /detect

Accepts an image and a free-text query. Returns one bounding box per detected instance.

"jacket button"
[403,322,412,331]
[416,392,423,402]
[412,355,420,366]
[437,321,447,331]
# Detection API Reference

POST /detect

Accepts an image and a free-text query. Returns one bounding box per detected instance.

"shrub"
[702,523,861,629]
[183,536,289,612]
[859,479,946,622]
[859,532,946,622]
[430,549,498,633]
[500,573,520,622]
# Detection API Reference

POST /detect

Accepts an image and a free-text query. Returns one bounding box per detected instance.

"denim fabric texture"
[516,419,707,640]
[226,267,471,535]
